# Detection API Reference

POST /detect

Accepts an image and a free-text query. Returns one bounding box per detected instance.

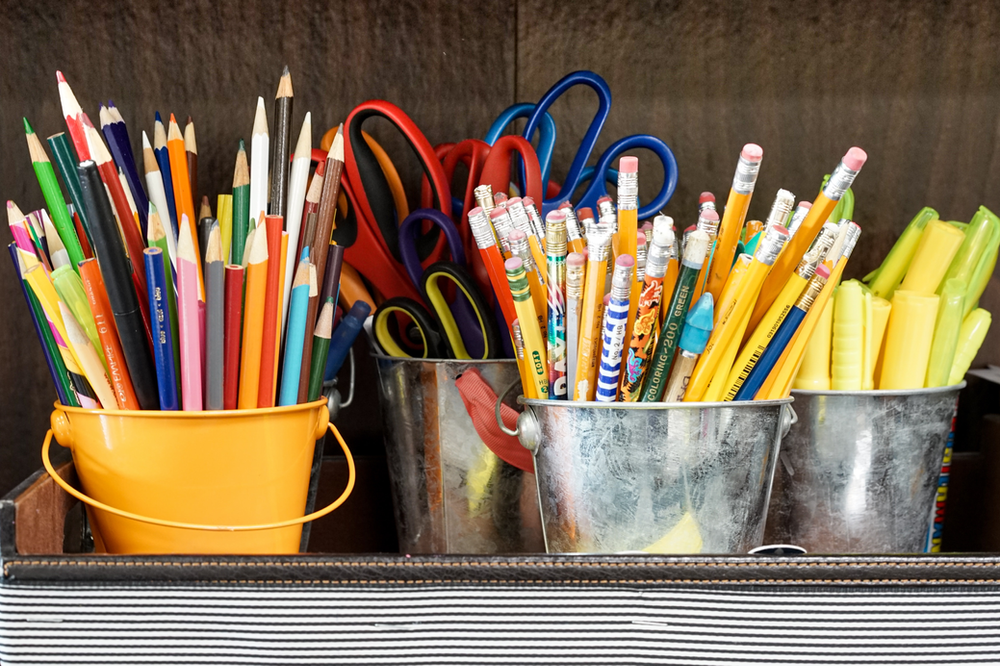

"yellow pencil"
[617,157,641,345]
[506,257,548,399]
[573,227,612,400]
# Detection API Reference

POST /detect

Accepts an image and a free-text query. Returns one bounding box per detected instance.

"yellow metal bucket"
[43,399,354,555]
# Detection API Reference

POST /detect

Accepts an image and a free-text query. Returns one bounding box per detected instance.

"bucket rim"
[51,397,328,418]
[790,381,966,398]
[517,396,794,409]
[371,352,516,365]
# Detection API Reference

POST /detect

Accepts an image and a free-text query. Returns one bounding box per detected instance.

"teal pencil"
[278,254,311,405]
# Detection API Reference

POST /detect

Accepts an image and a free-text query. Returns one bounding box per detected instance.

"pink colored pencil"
[176,217,203,410]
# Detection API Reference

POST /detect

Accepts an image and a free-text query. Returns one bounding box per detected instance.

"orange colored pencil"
[238,228,269,408]
[79,258,140,409]
[167,114,203,297]
[257,215,283,407]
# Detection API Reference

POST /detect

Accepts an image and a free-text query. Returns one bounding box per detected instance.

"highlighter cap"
[680,293,715,353]
[345,299,372,323]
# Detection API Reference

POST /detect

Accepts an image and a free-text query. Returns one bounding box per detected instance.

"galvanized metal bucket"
[373,355,544,554]
[503,396,796,554]
[765,384,964,554]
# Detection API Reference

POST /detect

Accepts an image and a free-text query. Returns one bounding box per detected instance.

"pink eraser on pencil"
[468,206,484,217]
[620,156,638,173]
[508,229,526,242]
[504,257,522,271]
[489,207,508,220]
[637,231,647,245]
[507,196,522,206]
[742,143,763,161]
[699,192,715,204]
[557,200,572,210]
[567,252,585,267]
[815,264,831,279]
[702,209,719,221]
[770,224,791,236]
[596,195,612,204]
[603,294,612,305]
[843,147,867,170]
[546,209,567,223]
[798,201,813,210]
[577,207,594,220]
[616,254,635,268]
[523,196,536,207]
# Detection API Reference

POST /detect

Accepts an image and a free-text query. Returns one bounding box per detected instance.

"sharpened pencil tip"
[186,115,193,125]
[238,138,246,152]
[282,65,289,76]
[56,70,66,83]
[23,117,33,134]
[155,110,162,123]
[169,113,178,125]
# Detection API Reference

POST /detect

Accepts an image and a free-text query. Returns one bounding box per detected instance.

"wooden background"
[1,0,999,498]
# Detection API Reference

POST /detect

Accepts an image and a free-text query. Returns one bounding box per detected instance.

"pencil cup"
[765,383,963,553]
[43,399,354,555]
[373,355,544,554]
[503,394,795,554]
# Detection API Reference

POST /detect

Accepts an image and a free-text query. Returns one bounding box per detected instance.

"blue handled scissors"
[484,104,558,195]
[513,70,679,220]
[376,209,500,359]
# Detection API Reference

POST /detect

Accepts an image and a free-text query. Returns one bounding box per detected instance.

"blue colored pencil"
[8,243,72,406]
[144,247,179,410]
[153,112,179,243]
[101,103,149,237]
[596,256,634,402]
[278,255,312,406]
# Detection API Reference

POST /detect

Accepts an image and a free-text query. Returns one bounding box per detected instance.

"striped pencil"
[596,256,634,402]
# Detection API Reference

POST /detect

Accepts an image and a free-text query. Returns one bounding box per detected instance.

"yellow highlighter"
[793,299,833,390]
[949,308,992,385]
[898,219,966,295]
[684,225,790,402]
[831,280,864,391]
[870,296,892,388]
[925,278,966,388]
[867,207,938,299]
[505,257,549,400]
[878,290,940,390]
[861,288,874,390]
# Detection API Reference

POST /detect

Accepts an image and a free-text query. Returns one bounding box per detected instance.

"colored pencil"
[168,114,202,296]
[25,119,85,271]
[146,207,180,389]
[198,215,215,268]
[176,217,202,411]
[44,214,69,271]
[307,298,335,402]
[143,248,179,410]
[25,263,98,408]
[257,215,283,407]
[283,112,312,333]
[101,103,149,236]
[270,67,293,217]
[249,97,270,231]
[10,243,73,406]
[142,133,179,272]
[68,205,93,259]
[312,126,344,297]
[152,113,179,241]
[272,231,289,393]
[239,227,269,408]
[231,141,250,266]
[299,161,324,253]
[77,161,159,409]
[47,132,91,243]
[60,301,117,409]
[296,261,319,404]
[279,256,311,405]
[56,71,90,161]
[301,212,318,260]
[79,258,139,409]
[184,117,198,208]
[217,194,233,266]
[51,264,104,372]
[204,225,224,410]
[223,264,244,410]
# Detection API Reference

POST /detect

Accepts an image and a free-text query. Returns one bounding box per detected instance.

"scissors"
[499,70,679,219]
[334,100,454,304]
[375,210,501,359]
[484,103,559,197]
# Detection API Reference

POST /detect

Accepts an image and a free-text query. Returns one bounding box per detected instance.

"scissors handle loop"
[398,209,466,291]
[479,136,545,206]
[374,298,447,359]
[576,134,679,220]
[423,261,501,360]
[485,104,558,188]
[522,71,612,214]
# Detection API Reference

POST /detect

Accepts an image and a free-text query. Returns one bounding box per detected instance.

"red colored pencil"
[70,207,93,259]
[223,264,244,410]
[56,71,90,161]
[257,214,283,407]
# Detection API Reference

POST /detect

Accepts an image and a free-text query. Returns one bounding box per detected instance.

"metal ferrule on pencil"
[507,200,534,238]
[561,205,583,243]
[525,200,546,239]
[512,320,526,360]
[491,208,516,254]
[510,233,537,272]
[636,242,647,282]
[795,272,829,311]
[732,152,762,195]
[610,261,633,300]
[755,225,790,265]
[795,223,839,278]
[786,204,811,236]
[764,189,796,228]
[567,261,584,299]
[545,214,567,256]
[617,171,638,210]
[839,222,863,261]
[474,185,495,217]
[645,235,671,279]
[586,228,612,261]
[696,210,720,239]
[597,197,616,221]
[468,207,497,250]
[823,161,861,201]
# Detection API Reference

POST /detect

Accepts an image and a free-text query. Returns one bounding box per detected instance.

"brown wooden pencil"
[185,116,198,209]
[270,66,293,218]
[312,126,344,296]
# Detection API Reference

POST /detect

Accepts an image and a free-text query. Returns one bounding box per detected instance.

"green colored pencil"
[231,140,250,264]
[46,131,93,249]
[307,298,334,402]
[641,230,712,402]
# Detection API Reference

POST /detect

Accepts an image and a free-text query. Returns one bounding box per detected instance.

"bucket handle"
[41,423,356,533]
[495,379,522,437]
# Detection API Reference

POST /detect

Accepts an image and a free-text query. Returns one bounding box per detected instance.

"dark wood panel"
[516,0,1000,364]
[0,0,516,495]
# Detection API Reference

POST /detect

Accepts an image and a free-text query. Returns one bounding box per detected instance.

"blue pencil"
[144,247,179,410]
[278,255,312,406]
[8,243,71,406]
[596,256,634,402]
[153,112,179,243]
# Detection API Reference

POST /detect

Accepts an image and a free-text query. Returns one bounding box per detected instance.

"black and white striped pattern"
[2,583,1000,664]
